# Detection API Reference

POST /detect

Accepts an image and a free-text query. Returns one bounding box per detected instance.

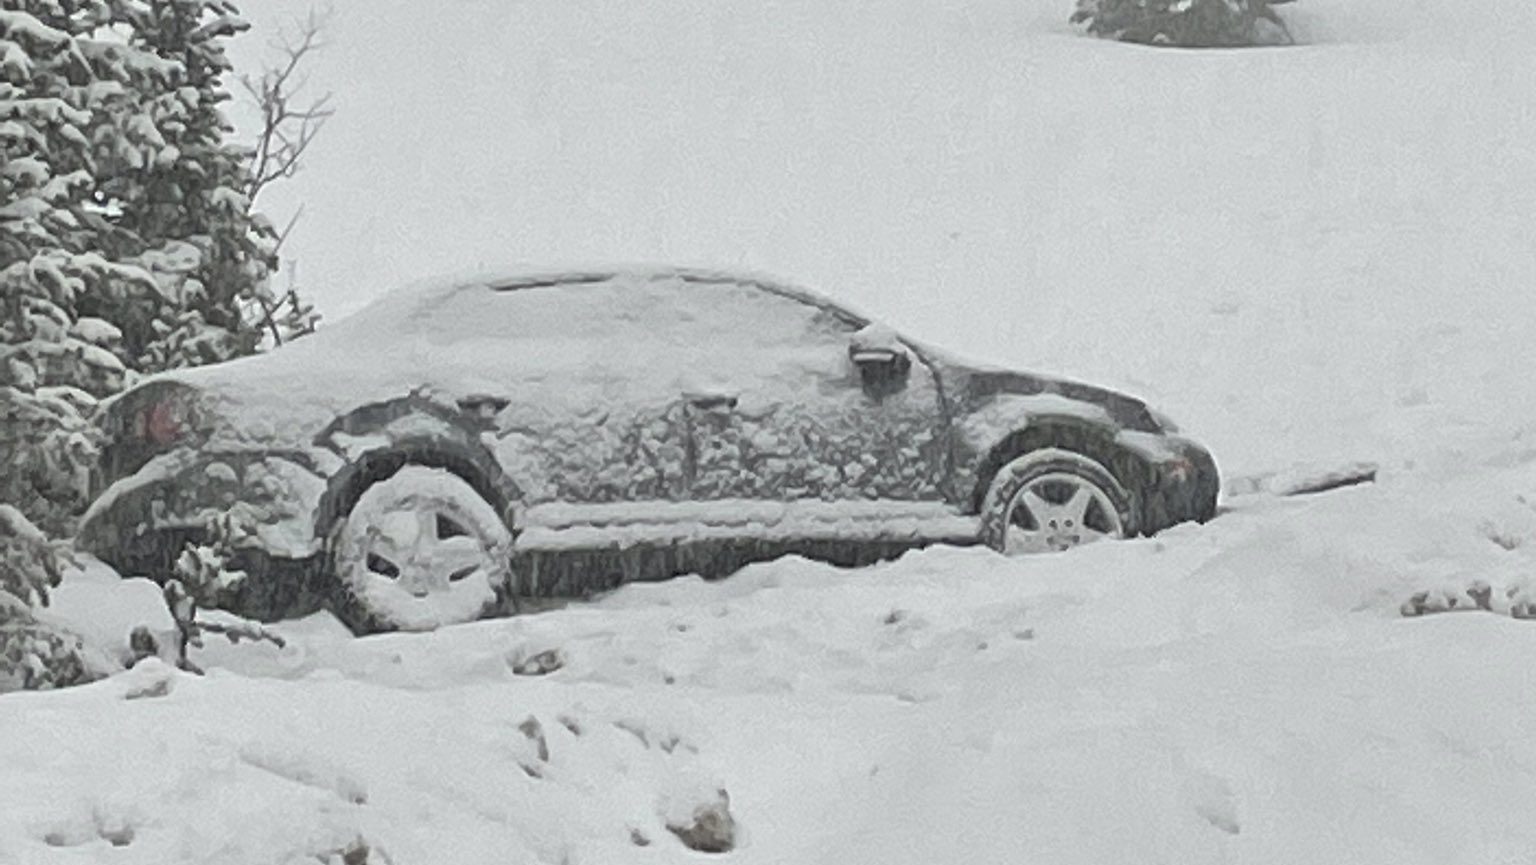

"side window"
[426,274,857,358]
[652,279,862,394]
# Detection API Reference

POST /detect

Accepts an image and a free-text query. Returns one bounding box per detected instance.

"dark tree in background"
[1073,0,1297,47]
[0,0,326,690]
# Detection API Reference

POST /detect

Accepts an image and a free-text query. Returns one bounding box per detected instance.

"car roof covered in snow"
[135,266,894,444]
[340,265,874,334]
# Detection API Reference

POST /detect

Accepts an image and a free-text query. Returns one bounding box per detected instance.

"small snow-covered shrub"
[1072,0,1297,47]
[0,505,62,609]
[0,596,92,692]
[161,516,286,673]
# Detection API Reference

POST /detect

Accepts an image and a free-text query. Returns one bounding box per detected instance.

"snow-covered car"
[77,267,1218,633]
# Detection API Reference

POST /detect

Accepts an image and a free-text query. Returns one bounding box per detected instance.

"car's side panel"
[75,448,331,619]
[672,286,950,504]
[951,399,1215,535]
[453,276,959,594]
[487,400,693,505]
[685,370,951,504]
[459,275,952,511]
[422,278,708,507]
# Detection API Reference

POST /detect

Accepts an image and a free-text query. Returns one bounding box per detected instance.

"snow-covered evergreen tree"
[1,1,164,534]
[1072,0,1296,47]
[2,1,314,533]
[100,0,307,369]
[1,2,319,689]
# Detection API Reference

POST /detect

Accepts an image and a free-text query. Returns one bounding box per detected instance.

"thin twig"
[242,8,335,203]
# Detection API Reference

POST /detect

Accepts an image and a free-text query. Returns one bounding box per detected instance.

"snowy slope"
[13,474,1536,863]
[7,0,1536,862]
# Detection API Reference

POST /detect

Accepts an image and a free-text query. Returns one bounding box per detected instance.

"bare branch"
[242,7,335,204]
[272,204,305,256]
[255,293,284,346]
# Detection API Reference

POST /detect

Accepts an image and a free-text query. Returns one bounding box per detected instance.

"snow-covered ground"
[7,0,1536,862]
[11,476,1536,863]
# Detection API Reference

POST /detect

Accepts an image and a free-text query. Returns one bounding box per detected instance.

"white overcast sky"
[222,0,1099,355]
[225,0,979,326]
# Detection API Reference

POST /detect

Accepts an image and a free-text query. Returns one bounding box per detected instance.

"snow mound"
[14,462,1536,863]
[0,658,734,863]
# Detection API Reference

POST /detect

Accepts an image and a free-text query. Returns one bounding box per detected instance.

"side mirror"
[849,344,911,395]
[456,393,510,430]
[849,346,909,369]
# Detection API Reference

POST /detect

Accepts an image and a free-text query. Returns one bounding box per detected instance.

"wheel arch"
[314,439,522,552]
[968,417,1157,526]
[311,392,523,540]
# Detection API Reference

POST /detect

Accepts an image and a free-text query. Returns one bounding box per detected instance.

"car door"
[453,273,957,574]
[419,277,696,507]
[672,277,952,508]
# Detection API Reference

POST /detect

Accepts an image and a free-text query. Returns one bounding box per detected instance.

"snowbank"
[0,658,734,864]
[13,464,1536,862]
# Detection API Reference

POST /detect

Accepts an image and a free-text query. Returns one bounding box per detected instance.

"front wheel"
[328,465,513,633]
[979,448,1134,555]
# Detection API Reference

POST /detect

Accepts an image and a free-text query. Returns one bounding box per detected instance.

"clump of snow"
[32,554,171,674]
[662,785,736,853]
[1225,460,1380,498]
[66,317,121,349]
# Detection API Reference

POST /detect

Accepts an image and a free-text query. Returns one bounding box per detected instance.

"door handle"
[684,391,738,411]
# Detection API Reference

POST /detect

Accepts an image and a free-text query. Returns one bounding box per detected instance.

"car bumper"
[77,449,331,619]
[1140,435,1220,532]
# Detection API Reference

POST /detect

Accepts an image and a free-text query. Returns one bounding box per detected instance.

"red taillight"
[142,400,186,446]
[97,384,199,491]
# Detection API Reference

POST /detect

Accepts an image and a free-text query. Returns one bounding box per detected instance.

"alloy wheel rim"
[1002,471,1124,554]
[358,497,496,598]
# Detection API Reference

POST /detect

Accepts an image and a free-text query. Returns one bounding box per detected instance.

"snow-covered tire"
[979,448,1135,555]
[328,466,514,634]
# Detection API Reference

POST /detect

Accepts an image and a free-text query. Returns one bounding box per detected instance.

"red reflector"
[144,401,184,445]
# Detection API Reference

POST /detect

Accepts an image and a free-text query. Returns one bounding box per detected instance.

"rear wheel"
[979,448,1133,555]
[329,466,513,633]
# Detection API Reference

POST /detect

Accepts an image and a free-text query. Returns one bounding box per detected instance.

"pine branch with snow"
[0,504,92,692]
[0,385,101,536]
[0,502,61,608]
[2,1,323,387]
[0,594,92,692]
